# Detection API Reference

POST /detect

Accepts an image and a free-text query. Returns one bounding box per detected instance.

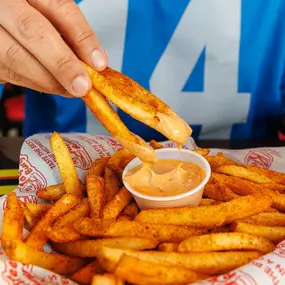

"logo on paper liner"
[61,137,92,170]
[244,149,281,169]
[18,154,47,193]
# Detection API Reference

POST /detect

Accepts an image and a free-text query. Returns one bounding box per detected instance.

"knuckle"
[54,55,76,75]
[6,68,20,82]
[5,44,30,68]
[76,30,94,45]
[16,12,45,40]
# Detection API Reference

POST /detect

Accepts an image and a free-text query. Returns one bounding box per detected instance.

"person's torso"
[25,0,285,141]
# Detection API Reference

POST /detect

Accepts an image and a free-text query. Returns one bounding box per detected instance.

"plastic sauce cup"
[122,148,211,210]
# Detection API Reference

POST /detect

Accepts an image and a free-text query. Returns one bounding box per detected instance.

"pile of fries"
[3,133,285,285]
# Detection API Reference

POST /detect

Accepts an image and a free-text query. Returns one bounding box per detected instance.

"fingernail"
[71,74,90,97]
[91,48,107,71]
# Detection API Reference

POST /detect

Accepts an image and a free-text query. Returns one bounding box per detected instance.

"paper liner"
[1,133,285,285]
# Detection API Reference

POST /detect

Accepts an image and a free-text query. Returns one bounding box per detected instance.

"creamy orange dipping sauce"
[124,159,205,197]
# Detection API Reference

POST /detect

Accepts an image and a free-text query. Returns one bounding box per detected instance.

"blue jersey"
[2,0,285,140]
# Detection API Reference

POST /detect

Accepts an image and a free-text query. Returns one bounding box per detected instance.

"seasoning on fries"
[4,130,285,285]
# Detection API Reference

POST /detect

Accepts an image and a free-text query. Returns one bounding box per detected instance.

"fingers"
[0,0,91,97]
[0,25,71,97]
[28,0,108,71]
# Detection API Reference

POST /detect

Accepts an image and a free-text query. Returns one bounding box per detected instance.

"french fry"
[149,140,164,150]
[116,214,132,221]
[9,241,86,275]
[135,195,272,228]
[52,237,159,257]
[87,175,105,218]
[88,157,110,177]
[2,193,24,251]
[53,198,90,230]
[92,274,124,285]
[213,172,285,212]
[203,181,240,202]
[104,167,121,203]
[46,225,82,243]
[158,243,178,252]
[205,152,239,170]
[216,165,275,184]
[47,199,89,243]
[199,198,217,206]
[114,255,204,285]
[71,260,105,285]
[107,149,135,176]
[178,232,274,254]
[232,222,285,243]
[74,218,206,243]
[242,212,285,226]
[122,201,139,219]
[25,194,80,250]
[50,132,83,197]
[103,187,132,220]
[25,203,52,218]
[83,89,156,163]
[99,246,261,275]
[193,148,210,156]
[36,183,66,201]
[22,203,38,229]
[84,64,192,146]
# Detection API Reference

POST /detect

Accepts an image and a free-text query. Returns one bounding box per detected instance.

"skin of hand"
[0,0,108,97]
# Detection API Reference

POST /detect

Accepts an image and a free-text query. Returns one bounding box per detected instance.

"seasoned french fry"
[122,201,139,219]
[203,181,240,202]
[53,198,90,230]
[36,183,66,201]
[158,243,178,252]
[242,212,285,226]
[193,148,210,156]
[9,241,86,275]
[216,165,275,184]
[92,274,124,285]
[25,194,80,250]
[199,198,217,206]
[213,172,285,211]
[71,260,105,285]
[178,232,274,254]
[232,221,285,243]
[99,246,261,275]
[84,63,191,146]
[46,225,82,243]
[87,175,105,218]
[2,193,24,251]
[22,203,38,229]
[103,187,132,219]
[52,237,159,257]
[205,152,239,170]
[114,255,204,285]
[116,214,132,221]
[83,89,156,163]
[88,157,110,177]
[50,132,83,197]
[25,203,52,218]
[107,149,135,176]
[149,140,164,150]
[104,167,121,203]
[135,195,272,228]
[74,218,206,243]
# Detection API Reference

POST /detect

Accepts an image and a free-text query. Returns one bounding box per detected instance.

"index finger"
[28,0,108,71]
[0,0,91,97]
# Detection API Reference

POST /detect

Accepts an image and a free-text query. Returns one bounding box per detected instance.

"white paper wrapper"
[1,133,285,285]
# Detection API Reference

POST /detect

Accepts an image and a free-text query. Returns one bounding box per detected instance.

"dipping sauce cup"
[122,148,211,210]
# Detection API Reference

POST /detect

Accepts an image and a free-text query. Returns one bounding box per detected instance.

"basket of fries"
[0,132,285,285]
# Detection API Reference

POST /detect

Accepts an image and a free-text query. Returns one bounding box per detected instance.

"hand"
[0,0,108,97]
